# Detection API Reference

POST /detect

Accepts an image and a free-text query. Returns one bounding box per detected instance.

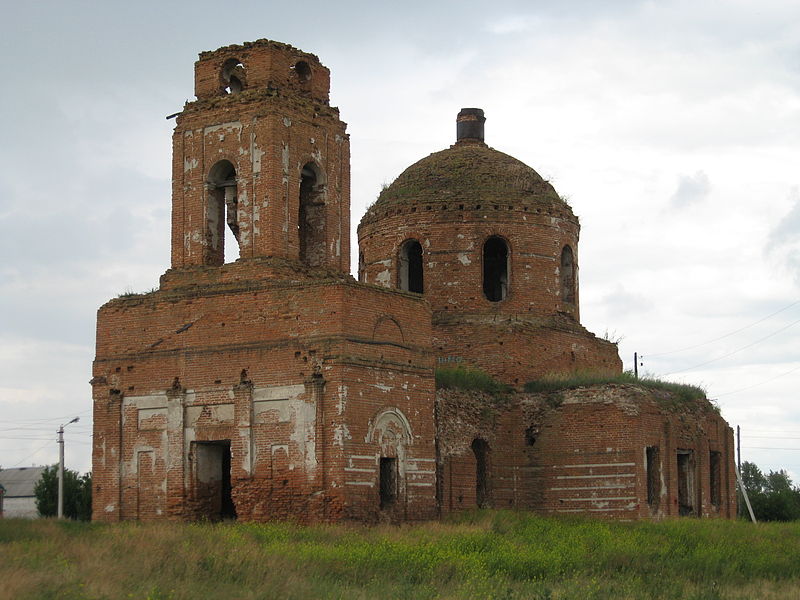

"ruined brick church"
[92,40,736,523]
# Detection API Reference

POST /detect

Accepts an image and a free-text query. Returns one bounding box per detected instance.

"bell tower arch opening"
[207,160,240,265]
[221,58,245,95]
[299,162,327,267]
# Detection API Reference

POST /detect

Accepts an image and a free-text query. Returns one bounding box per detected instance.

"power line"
[715,362,800,397]
[10,441,54,467]
[664,316,800,376]
[646,299,800,358]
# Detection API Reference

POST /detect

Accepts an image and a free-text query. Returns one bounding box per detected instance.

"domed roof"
[359,109,575,228]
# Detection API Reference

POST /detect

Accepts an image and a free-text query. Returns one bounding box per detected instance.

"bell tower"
[169,40,350,271]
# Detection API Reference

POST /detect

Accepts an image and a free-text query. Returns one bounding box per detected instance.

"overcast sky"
[1,0,798,482]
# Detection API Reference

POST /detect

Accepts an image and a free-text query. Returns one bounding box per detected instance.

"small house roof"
[0,466,46,498]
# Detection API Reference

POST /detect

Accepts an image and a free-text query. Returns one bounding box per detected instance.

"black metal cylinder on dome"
[456,108,485,142]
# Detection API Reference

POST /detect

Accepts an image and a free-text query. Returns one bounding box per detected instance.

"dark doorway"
[471,438,490,508]
[398,239,423,293]
[483,237,508,302]
[677,450,695,517]
[379,457,398,509]
[194,440,237,521]
[646,446,660,510]
[709,451,721,509]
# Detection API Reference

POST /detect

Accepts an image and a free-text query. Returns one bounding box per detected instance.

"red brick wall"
[173,42,349,272]
[92,276,436,523]
[437,385,737,520]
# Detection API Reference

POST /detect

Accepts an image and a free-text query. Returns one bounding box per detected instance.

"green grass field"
[2,511,799,599]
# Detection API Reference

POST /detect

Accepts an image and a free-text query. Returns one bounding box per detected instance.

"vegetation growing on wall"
[524,371,707,404]
[435,367,512,396]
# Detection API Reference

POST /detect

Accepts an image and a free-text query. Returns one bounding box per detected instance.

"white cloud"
[670,171,711,208]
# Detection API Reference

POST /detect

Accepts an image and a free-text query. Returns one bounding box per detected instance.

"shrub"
[34,465,92,520]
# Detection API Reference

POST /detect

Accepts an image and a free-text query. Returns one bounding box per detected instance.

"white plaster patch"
[253,384,305,402]
[254,399,292,422]
[333,423,351,447]
[104,504,115,513]
[138,407,167,430]
[337,385,348,416]
[282,143,290,175]
[283,117,291,127]
[184,158,198,173]
[204,121,243,141]
[185,403,234,427]
[371,383,393,392]
[375,269,391,286]
[457,253,471,265]
[124,393,168,410]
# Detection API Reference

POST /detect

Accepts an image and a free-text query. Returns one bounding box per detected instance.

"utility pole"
[57,417,79,519]
[634,352,638,379]
[737,425,741,473]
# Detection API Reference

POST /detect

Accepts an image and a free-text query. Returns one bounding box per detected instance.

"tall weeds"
[1,512,798,599]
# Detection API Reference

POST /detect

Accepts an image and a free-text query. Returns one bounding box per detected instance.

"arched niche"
[366,408,413,510]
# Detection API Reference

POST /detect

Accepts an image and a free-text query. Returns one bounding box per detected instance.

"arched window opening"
[471,438,490,508]
[299,162,326,267]
[358,251,366,282]
[483,236,508,302]
[221,58,245,94]
[561,245,576,304]
[398,239,423,293]
[207,160,240,266]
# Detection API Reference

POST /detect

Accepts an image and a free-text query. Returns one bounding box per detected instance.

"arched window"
[471,438,490,508]
[299,162,326,267]
[207,160,239,266]
[561,245,576,304]
[483,236,508,302]
[398,239,423,293]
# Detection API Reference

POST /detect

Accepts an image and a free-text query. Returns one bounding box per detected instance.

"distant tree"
[740,461,800,521]
[34,465,92,520]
